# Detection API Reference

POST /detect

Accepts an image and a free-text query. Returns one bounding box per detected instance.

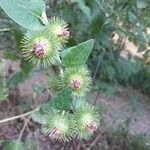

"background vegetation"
[0,0,150,149]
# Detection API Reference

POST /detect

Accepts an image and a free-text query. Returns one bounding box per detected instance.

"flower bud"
[61,66,92,97]
[74,104,100,139]
[47,17,70,44]
[42,112,74,141]
[21,30,61,68]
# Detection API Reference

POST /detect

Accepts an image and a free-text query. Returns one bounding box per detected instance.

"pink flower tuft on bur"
[49,128,61,140]
[85,121,98,133]
[47,17,70,44]
[31,42,46,58]
[70,79,81,89]
[57,30,70,38]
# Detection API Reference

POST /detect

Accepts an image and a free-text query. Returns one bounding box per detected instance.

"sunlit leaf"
[62,39,94,67]
[3,141,25,150]
[0,0,46,30]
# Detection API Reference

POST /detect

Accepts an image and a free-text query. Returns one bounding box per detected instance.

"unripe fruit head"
[42,112,74,141]
[73,104,100,139]
[21,30,62,68]
[47,17,70,44]
[61,66,92,97]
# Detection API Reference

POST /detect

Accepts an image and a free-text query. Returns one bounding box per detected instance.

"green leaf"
[88,13,105,35]
[39,88,72,113]
[40,88,72,113]
[51,87,72,111]
[128,11,138,24]
[12,26,25,50]
[0,140,4,144]
[0,60,5,76]
[7,60,32,88]
[73,0,91,21]
[3,51,20,61]
[0,79,8,102]
[137,0,148,9]
[85,0,106,35]
[7,72,27,88]
[3,141,25,150]
[0,87,8,102]
[58,3,78,28]
[25,139,37,150]
[0,0,46,30]
[31,109,43,124]
[62,39,94,67]
[20,60,33,75]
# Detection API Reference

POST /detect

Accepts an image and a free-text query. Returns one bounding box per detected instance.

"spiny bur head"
[74,104,100,139]
[47,17,70,44]
[48,74,61,93]
[21,30,62,68]
[42,111,74,141]
[61,66,92,97]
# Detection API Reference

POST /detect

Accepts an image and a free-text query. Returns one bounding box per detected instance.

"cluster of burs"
[21,17,101,141]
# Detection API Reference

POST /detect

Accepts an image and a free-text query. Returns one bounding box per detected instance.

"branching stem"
[0,109,37,124]
[0,28,11,32]
[18,117,30,141]
[92,52,104,83]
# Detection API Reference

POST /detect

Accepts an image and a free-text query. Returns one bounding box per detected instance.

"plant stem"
[93,91,100,105]
[0,109,37,124]
[57,57,63,76]
[41,11,49,25]
[0,28,11,32]
[92,53,103,83]
[18,117,30,141]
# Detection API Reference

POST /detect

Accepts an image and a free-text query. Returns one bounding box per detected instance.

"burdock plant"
[0,0,101,143]
[73,103,100,139]
[42,111,74,141]
[47,17,70,44]
[21,28,63,68]
[60,65,92,98]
